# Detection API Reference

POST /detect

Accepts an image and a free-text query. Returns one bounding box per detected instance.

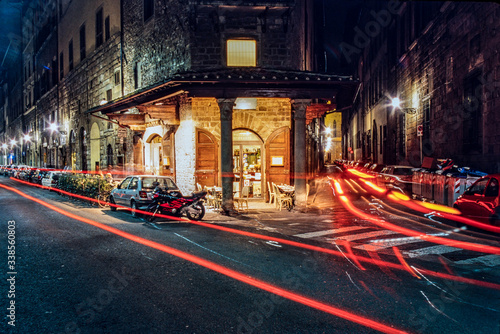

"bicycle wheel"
[97,194,109,208]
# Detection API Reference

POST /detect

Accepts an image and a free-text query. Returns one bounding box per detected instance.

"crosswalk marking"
[404,245,460,258]
[294,226,369,239]
[354,237,423,252]
[454,255,500,267]
[333,230,398,242]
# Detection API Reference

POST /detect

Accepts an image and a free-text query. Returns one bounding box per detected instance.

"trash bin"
[412,169,423,199]
[422,171,435,201]
[433,171,448,205]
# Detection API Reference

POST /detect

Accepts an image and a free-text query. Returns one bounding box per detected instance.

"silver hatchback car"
[110,175,178,218]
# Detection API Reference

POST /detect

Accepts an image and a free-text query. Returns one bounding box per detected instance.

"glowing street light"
[49,122,58,132]
[24,134,31,142]
[391,97,401,109]
[390,96,416,114]
[9,139,17,147]
[1,143,7,150]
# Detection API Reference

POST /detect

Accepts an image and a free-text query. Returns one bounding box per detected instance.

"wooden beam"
[137,105,179,123]
[108,113,146,125]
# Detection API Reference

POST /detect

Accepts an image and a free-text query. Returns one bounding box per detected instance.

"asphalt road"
[1,177,499,334]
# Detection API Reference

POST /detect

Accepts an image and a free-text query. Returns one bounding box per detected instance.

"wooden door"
[195,129,218,188]
[162,131,175,178]
[265,127,290,201]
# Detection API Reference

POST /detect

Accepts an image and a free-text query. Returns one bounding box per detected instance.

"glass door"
[233,144,262,198]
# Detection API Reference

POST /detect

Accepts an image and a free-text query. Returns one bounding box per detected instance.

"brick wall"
[122,0,191,95]
[398,2,500,172]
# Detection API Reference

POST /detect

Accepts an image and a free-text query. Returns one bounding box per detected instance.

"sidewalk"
[204,177,335,224]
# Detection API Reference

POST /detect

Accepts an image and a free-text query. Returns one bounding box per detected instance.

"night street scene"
[0,0,499,333]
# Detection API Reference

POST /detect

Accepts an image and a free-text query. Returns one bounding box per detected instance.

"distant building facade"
[344,1,500,173]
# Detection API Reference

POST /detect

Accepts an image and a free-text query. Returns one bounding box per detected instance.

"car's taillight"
[139,191,148,199]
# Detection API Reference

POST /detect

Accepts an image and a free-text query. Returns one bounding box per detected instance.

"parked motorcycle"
[146,186,207,222]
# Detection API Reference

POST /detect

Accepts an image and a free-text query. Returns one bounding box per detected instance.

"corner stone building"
[89,0,357,211]
[15,0,357,211]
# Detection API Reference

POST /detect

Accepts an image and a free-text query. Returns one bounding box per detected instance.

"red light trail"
[7,177,500,291]
[0,182,408,334]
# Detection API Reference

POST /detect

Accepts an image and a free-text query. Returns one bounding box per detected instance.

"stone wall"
[121,0,191,95]
[191,5,302,70]
[191,97,291,142]
[398,2,500,172]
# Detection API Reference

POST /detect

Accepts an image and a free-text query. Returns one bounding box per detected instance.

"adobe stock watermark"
[59,266,132,334]
[231,250,329,334]
[6,220,17,327]
[340,0,403,64]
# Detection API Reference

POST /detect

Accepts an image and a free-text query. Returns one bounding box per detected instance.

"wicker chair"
[267,181,276,205]
[273,183,293,211]
[234,186,250,212]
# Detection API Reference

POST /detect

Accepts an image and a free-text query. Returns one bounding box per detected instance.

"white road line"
[454,255,500,267]
[404,245,460,258]
[333,230,398,242]
[294,226,369,239]
[354,237,424,252]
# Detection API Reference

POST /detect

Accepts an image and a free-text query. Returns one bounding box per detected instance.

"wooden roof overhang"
[87,69,359,128]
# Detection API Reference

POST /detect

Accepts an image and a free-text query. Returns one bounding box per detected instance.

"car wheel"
[109,196,117,211]
[131,201,141,218]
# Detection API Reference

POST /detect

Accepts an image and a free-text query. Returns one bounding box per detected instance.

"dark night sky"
[0,0,22,70]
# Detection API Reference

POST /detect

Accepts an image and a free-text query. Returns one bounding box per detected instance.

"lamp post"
[391,97,416,114]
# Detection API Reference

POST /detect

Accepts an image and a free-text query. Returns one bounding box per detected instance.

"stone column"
[218,98,236,214]
[292,99,311,210]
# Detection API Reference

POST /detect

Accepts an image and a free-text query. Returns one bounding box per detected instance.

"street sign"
[417,124,423,137]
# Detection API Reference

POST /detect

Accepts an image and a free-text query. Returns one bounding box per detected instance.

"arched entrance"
[232,129,263,198]
[69,130,76,170]
[80,127,87,171]
[107,144,113,169]
[195,128,218,188]
[146,134,162,175]
[90,123,100,171]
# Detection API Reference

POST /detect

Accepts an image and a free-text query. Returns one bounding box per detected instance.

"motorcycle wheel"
[147,205,158,222]
[186,203,205,221]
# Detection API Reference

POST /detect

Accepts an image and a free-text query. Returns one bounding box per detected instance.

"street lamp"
[49,122,58,132]
[390,97,416,114]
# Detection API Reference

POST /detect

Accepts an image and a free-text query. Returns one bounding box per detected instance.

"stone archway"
[90,123,100,171]
[80,127,87,171]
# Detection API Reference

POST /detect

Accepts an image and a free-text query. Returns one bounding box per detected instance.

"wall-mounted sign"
[271,156,284,166]
[417,124,423,137]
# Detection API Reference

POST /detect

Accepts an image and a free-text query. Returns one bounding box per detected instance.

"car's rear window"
[142,177,177,190]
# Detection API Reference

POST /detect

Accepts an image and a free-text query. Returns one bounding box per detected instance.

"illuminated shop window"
[227,39,256,67]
